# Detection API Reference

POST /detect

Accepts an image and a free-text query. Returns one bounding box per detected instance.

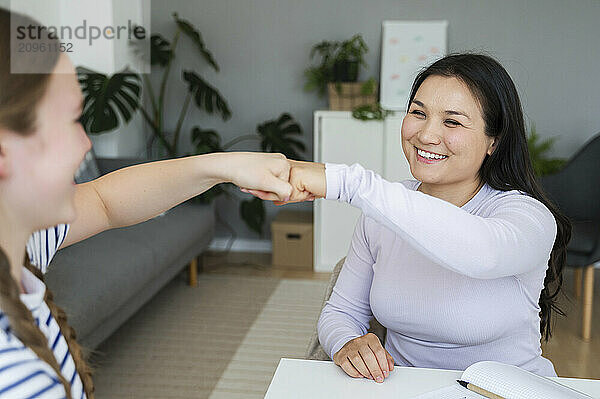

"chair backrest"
[305,257,346,361]
[538,133,600,221]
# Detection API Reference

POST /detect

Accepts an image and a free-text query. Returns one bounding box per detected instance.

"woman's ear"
[0,135,10,179]
[487,138,498,156]
[0,148,6,179]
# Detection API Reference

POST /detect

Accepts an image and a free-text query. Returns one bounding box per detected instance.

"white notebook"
[411,361,593,399]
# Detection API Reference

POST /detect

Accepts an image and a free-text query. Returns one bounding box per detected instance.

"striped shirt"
[0,224,86,399]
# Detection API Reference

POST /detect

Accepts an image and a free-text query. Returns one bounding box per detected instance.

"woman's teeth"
[417,148,448,160]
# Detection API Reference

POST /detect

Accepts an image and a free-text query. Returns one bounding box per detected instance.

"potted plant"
[527,123,566,176]
[304,34,377,111]
[76,12,305,237]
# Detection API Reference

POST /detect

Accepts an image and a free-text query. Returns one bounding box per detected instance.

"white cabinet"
[313,111,412,272]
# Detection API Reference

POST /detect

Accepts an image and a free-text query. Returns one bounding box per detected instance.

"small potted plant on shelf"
[304,34,378,111]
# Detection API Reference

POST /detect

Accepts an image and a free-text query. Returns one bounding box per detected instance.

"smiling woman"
[404,54,571,344]
[0,9,94,399]
[248,53,572,384]
[0,6,299,399]
[403,74,496,206]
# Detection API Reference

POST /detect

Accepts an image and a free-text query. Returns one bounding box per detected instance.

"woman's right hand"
[240,160,325,204]
[332,333,394,383]
[216,152,292,201]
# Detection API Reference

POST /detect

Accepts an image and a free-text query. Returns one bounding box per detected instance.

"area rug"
[92,273,328,398]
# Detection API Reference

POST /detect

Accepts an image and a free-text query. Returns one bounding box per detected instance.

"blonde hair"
[0,7,94,398]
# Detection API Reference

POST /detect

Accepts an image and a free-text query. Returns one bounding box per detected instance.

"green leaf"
[150,34,173,66]
[526,123,566,177]
[309,41,337,60]
[191,126,223,154]
[240,197,265,235]
[183,70,232,120]
[173,12,219,72]
[360,78,377,95]
[303,66,329,97]
[77,66,141,134]
[195,184,224,204]
[352,103,394,121]
[256,113,305,160]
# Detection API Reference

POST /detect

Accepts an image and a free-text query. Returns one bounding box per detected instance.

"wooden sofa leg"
[189,257,198,287]
[574,268,583,300]
[582,265,594,342]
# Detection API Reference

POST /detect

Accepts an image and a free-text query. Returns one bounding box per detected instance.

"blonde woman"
[0,9,290,398]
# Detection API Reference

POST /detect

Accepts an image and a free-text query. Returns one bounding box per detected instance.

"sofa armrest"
[96,157,148,175]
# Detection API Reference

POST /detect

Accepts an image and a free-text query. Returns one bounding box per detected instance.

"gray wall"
[149,0,600,240]
[3,0,597,240]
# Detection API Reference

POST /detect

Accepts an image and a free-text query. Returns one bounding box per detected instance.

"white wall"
[3,0,599,239]
[4,0,151,158]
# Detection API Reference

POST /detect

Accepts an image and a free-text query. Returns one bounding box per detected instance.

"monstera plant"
[77,12,305,236]
[190,113,304,235]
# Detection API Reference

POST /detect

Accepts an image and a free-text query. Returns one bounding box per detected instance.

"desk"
[265,358,600,398]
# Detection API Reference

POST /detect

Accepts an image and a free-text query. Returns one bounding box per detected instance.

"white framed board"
[380,20,448,110]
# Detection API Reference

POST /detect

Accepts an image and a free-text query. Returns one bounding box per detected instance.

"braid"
[23,255,95,399]
[0,248,71,397]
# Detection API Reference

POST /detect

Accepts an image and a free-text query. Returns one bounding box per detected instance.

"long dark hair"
[408,53,571,341]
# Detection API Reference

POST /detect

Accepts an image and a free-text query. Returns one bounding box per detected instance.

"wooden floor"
[202,252,600,380]
[541,266,600,379]
[202,251,331,281]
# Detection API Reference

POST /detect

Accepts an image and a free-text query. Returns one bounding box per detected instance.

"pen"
[457,380,506,399]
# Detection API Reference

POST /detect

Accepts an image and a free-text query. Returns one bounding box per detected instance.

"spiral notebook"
[411,361,593,399]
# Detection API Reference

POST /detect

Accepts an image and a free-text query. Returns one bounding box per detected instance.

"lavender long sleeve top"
[317,163,558,376]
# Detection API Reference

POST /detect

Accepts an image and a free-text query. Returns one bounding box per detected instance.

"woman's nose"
[85,135,92,153]
[416,120,442,145]
[78,124,92,152]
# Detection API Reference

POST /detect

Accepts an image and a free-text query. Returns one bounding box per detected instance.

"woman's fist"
[220,152,292,202]
[240,160,326,205]
[285,160,326,202]
[333,333,394,383]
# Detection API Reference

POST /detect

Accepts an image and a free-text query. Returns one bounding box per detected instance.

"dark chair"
[538,133,600,341]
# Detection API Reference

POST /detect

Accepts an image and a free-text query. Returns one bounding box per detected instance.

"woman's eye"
[444,119,461,127]
[410,110,425,118]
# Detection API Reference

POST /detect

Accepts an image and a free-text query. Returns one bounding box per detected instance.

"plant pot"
[332,60,360,82]
[327,82,378,111]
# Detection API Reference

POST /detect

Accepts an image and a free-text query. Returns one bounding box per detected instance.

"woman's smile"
[415,146,449,164]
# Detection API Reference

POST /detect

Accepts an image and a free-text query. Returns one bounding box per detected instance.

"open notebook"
[411,361,593,399]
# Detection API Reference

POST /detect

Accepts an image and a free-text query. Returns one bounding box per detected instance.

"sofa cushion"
[45,202,215,339]
[110,202,215,276]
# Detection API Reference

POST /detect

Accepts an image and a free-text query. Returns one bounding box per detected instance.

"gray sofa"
[45,158,216,349]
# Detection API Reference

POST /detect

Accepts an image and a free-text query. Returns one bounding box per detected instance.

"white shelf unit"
[313,110,412,272]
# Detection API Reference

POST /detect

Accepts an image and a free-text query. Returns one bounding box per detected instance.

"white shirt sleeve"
[25,224,70,274]
[325,163,557,279]
[317,214,375,360]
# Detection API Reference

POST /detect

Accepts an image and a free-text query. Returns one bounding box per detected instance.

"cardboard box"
[271,211,313,270]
